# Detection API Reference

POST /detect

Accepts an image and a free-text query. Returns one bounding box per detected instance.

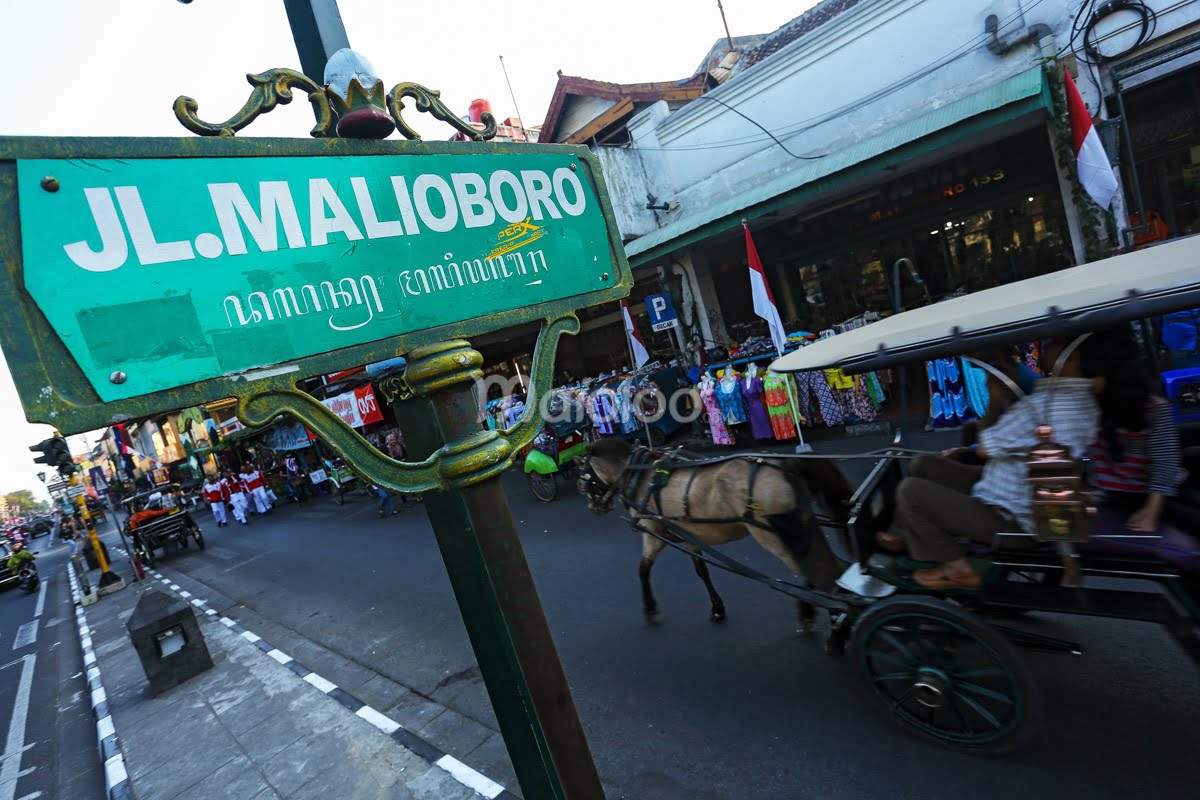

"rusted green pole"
[387,341,604,800]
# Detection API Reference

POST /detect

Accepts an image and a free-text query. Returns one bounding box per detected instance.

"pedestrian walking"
[241,466,272,515]
[222,471,250,525]
[202,474,229,527]
[373,484,397,517]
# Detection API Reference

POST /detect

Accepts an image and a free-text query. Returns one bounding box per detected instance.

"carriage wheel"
[852,596,1040,755]
[135,538,155,569]
[527,471,558,502]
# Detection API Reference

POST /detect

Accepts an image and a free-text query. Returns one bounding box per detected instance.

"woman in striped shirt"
[1089,350,1185,533]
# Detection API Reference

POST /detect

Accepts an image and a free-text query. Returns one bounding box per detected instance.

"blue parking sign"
[645,292,678,332]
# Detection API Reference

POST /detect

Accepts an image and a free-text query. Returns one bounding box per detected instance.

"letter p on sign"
[645,292,677,332]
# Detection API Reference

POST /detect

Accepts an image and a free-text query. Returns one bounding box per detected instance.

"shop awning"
[770,235,1200,374]
[625,65,1053,266]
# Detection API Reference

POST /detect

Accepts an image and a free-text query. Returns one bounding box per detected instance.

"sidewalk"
[72,558,505,800]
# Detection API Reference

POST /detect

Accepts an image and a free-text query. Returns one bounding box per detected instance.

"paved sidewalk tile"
[79,577,485,800]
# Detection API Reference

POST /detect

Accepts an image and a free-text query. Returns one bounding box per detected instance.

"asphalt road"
[0,533,103,800]
[113,430,1200,799]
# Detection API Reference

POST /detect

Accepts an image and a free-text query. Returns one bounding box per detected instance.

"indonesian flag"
[744,223,788,354]
[621,299,650,368]
[1065,68,1118,209]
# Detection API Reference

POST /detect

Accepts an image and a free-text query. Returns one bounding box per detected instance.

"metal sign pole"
[384,343,604,800]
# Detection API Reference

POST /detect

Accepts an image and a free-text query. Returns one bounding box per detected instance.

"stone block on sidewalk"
[127,588,213,695]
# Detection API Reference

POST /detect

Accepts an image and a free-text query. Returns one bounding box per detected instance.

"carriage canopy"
[771,235,1200,375]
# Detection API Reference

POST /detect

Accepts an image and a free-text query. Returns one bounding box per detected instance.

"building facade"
[524,0,1200,383]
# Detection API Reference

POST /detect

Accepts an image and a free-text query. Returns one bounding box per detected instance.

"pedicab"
[122,483,205,567]
[576,235,1200,754]
[523,418,592,502]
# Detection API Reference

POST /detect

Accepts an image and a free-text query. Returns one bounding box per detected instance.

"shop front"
[701,126,1073,341]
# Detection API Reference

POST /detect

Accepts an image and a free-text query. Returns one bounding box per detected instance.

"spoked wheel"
[189,519,205,550]
[852,596,1040,755]
[527,471,558,502]
[335,487,346,506]
[135,537,155,568]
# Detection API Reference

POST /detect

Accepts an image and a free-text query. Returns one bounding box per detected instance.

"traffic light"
[29,436,74,475]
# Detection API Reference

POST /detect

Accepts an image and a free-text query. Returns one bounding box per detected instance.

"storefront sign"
[14,149,620,404]
[263,421,312,451]
[308,468,328,484]
[645,292,678,332]
[321,385,384,429]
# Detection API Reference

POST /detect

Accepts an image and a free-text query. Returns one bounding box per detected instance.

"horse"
[576,438,854,630]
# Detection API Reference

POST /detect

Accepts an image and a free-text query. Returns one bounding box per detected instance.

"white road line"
[0,654,36,800]
[266,649,292,665]
[15,790,42,800]
[11,623,37,652]
[32,581,47,619]
[303,673,338,693]
[355,706,400,735]
[433,754,506,799]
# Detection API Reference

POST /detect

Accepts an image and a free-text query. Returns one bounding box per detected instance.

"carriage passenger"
[1087,330,1198,531]
[877,336,1108,590]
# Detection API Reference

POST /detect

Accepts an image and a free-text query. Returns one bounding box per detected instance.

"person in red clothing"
[221,471,249,525]
[202,475,228,527]
[240,467,272,515]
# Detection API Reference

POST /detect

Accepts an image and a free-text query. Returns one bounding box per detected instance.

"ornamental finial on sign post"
[173,50,497,141]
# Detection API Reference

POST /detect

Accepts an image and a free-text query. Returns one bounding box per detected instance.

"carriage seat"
[979,508,1200,572]
[1075,508,1200,572]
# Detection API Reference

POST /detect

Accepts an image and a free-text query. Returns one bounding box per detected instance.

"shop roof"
[540,74,706,143]
[738,0,870,74]
[771,234,1200,375]
[623,65,1052,266]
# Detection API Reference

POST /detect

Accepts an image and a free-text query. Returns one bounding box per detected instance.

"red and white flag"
[744,223,788,354]
[1065,68,1118,209]
[621,299,650,368]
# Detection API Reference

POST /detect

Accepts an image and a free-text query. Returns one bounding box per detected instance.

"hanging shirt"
[716,380,748,425]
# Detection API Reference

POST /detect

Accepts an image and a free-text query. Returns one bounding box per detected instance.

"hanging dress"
[716,379,748,425]
[763,373,797,440]
[700,383,734,445]
[742,376,774,440]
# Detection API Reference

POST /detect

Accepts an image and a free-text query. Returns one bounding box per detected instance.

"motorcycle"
[17,562,38,593]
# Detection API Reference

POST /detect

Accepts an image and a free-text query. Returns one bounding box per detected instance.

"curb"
[67,563,134,800]
[119,549,520,800]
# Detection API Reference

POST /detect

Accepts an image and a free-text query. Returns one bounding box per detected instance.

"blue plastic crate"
[1163,368,1200,423]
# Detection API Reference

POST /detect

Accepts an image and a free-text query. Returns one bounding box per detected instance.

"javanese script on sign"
[16,151,619,402]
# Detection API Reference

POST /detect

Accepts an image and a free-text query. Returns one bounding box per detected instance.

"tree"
[4,490,46,514]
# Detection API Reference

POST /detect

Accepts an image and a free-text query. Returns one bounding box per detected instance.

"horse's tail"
[765,457,855,591]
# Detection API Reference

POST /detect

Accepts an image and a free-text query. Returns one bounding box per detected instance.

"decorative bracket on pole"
[174,53,497,141]
[234,313,579,493]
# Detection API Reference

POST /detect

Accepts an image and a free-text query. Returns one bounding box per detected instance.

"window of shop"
[1119,66,1200,237]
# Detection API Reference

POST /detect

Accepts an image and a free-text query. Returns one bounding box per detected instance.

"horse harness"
[593,446,799,535]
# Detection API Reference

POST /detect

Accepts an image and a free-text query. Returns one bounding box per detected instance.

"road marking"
[0,654,36,800]
[356,705,400,735]
[15,791,41,800]
[266,649,292,665]
[11,623,37,652]
[433,755,506,799]
[32,581,47,619]
[303,673,337,693]
[240,631,261,643]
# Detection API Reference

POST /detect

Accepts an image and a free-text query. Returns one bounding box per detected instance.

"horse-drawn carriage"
[577,236,1200,754]
[122,483,205,567]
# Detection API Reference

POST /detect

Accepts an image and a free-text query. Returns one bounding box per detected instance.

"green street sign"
[0,137,631,433]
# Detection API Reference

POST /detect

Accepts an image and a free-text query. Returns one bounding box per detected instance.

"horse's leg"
[689,549,726,622]
[797,599,817,634]
[639,532,668,624]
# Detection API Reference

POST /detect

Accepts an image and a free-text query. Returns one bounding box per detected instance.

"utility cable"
[601,0,1052,154]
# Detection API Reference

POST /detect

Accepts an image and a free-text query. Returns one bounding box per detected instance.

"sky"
[0,0,815,499]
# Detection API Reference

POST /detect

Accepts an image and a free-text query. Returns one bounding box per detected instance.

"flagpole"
[623,327,655,450]
[778,348,812,454]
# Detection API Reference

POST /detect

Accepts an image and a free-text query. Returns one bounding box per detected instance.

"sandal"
[913,564,982,590]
